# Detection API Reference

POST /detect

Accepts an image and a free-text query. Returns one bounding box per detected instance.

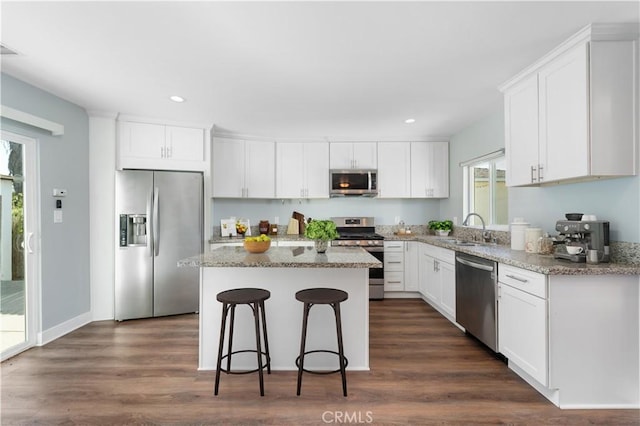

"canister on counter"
[510,217,529,250]
[525,228,543,253]
[537,233,554,255]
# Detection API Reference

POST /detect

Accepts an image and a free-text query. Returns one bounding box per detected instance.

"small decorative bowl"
[244,240,271,253]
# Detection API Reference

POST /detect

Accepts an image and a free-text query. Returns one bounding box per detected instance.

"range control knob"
[583,223,590,231]
[563,225,569,232]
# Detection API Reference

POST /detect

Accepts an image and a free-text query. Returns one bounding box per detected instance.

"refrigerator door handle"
[153,187,159,256]
[147,189,153,257]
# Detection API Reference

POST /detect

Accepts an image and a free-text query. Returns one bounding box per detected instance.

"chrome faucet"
[462,213,491,243]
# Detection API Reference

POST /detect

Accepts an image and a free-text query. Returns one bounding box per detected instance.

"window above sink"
[461,149,508,229]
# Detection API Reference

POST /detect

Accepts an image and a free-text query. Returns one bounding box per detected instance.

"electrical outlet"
[54,210,63,223]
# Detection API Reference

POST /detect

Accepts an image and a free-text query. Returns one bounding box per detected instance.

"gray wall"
[439,109,505,226]
[440,105,640,243]
[1,73,91,329]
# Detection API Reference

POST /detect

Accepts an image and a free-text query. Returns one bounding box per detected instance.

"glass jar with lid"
[537,233,554,255]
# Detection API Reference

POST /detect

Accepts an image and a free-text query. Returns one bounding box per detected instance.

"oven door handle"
[364,246,384,252]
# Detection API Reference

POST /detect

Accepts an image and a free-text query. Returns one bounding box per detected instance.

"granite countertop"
[179,246,383,268]
[207,233,640,275]
[383,234,640,276]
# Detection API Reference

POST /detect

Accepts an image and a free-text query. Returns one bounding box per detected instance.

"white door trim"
[1,130,41,361]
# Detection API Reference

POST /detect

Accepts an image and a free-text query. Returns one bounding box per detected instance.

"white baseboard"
[37,311,92,346]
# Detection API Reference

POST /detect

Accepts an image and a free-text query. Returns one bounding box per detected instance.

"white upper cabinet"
[276,141,329,198]
[377,142,411,198]
[500,24,638,186]
[504,74,540,186]
[329,142,377,169]
[212,137,275,198]
[118,120,207,171]
[410,142,449,198]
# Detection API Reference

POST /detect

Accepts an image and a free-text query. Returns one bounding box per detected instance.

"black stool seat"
[214,288,271,396]
[217,288,270,304]
[295,287,349,397]
[295,288,348,305]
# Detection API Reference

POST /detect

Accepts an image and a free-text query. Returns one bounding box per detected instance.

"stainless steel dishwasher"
[455,252,498,352]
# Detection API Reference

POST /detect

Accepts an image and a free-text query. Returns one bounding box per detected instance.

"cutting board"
[287,218,299,235]
[292,211,305,234]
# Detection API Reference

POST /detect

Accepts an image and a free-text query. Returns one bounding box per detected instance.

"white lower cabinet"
[418,243,455,322]
[496,264,640,408]
[384,241,404,292]
[498,264,548,386]
[403,242,419,292]
[438,260,455,319]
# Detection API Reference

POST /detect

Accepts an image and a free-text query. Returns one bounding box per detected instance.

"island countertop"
[179,246,382,268]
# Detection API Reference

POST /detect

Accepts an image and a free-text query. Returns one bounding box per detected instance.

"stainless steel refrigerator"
[115,170,202,321]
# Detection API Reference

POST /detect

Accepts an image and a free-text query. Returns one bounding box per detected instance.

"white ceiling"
[1,1,638,140]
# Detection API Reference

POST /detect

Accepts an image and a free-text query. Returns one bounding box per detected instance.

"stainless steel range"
[331,217,385,300]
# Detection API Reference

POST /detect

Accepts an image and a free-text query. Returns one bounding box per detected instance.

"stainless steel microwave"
[329,169,378,197]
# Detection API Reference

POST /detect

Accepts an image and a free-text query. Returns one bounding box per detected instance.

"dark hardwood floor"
[2,299,638,425]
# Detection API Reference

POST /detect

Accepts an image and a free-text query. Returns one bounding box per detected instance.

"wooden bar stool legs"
[214,288,271,396]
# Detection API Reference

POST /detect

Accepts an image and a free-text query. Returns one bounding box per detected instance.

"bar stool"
[295,288,349,397]
[214,288,271,396]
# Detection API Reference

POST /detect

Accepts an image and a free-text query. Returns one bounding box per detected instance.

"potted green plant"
[304,219,339,253]
[428,219,453,237]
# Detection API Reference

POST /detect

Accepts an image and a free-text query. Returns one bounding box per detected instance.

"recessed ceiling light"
[169,95,185,103]
[404,118,416,124]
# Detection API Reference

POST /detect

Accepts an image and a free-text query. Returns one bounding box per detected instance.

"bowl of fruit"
[243,234,271,253]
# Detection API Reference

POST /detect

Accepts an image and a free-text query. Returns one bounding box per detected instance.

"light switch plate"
[54,210,63,223]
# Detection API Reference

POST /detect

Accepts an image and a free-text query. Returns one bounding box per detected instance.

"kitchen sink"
[442,239,478,246]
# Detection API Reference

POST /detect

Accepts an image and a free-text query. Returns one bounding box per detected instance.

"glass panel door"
[1,139,26,353]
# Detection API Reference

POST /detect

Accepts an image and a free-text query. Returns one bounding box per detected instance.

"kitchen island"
[179,246,381,371]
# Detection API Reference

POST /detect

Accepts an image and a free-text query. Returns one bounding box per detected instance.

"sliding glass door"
[1,131,39,360]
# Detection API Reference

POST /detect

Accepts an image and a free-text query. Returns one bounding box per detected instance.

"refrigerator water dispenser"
[120,214,148,246]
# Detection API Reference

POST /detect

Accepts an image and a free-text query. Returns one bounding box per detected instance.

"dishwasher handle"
[456,256,495,272]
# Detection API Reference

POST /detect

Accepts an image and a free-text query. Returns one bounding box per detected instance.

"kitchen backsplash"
[211,224,640,264]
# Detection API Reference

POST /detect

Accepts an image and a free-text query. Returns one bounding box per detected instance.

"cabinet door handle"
[531,166,537,183]
[538,165,544,181]
[387,281,402,284]
[505,274,528,283]
[388,261,402,264]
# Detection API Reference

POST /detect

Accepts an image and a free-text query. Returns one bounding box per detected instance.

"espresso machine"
[554,220,610,263]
